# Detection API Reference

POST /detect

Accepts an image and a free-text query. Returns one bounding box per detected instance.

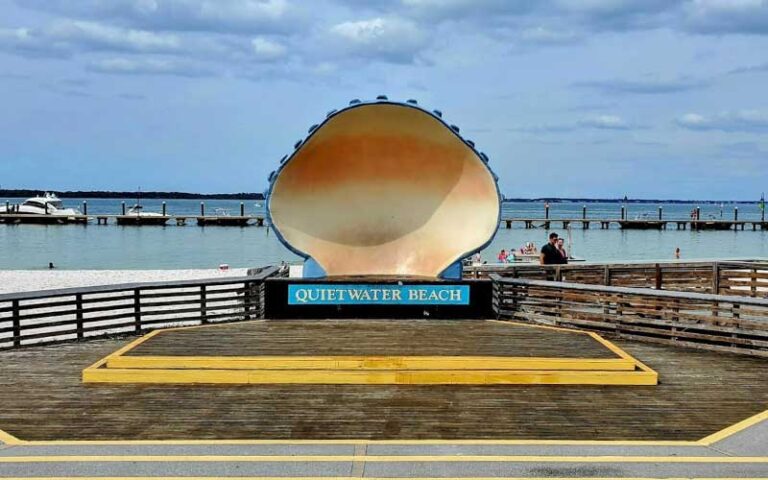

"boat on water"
[0,193,85,224]
[116,204,169,226]
[196,207,249,227]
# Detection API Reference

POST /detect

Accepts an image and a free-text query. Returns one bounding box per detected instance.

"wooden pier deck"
[0,319,766,441]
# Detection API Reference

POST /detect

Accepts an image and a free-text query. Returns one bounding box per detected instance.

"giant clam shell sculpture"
[267,98,501,278]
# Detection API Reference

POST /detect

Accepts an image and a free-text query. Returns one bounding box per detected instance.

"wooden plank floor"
[124,320,618,358]
[0,320,766,441]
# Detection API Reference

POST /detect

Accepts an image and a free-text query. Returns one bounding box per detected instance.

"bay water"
[1,197,766,270]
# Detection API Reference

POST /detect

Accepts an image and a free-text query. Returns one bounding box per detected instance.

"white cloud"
[0,20,181,57]
[251,37,286,60]
[519,26,582,44]
[579,115,631,129]
[684,0,768,34]
[18,0,302,34]
[329,17,427,63]
[48,20,181,53]
[676,110,768,132]
[87,57,214,77]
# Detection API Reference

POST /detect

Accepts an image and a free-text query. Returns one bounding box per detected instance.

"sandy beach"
[0,269,249,294]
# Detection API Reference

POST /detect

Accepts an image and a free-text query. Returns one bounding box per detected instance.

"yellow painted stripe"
[0,427,21,445]
[19,438,701,446]
[82,329,163,373]
[4,477,768,480]
[83,367,658,385]
[2,478,767,480]
[0,455,766,463]
[106,355,635,371]
[699,409,768,445]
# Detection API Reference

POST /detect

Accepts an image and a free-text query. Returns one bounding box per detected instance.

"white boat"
[0,193,80,216]
[0,193,84,224]
[116,204,168,226]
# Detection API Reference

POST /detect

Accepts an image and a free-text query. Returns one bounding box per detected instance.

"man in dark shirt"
[540,232,564,265]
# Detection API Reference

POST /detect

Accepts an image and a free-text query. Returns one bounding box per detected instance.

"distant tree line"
[0,189,266,200]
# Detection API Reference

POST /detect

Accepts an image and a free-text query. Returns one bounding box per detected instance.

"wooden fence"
[491,275,768,357]
[0,266,280,350]
[467,260,768,297]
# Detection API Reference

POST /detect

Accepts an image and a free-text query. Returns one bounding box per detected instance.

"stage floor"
[0,319,766,442]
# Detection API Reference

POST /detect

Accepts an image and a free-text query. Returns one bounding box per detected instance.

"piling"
[200,202,205,216]
[621,206,625,220]
[582,206,587,219]
[82,201,87,216]
[240,202,245,217]
[735,207,739,221]
[658,206,663,220]
[162,202,166,216]
[544,202,549,220]
[4,201,8,213]
[121,202,126,215]
[696,207,701,221]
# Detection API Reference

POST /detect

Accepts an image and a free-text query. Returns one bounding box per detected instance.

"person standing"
[556,238,569,264]
[540,232,563,265]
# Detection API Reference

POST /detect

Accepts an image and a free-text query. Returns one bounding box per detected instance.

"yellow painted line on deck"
[699,409,768,445]
[107,355,635,371]
[18,438,702,446]
[2,478,768,480]
[4,478,768,480]
[0,428,21,445]
[0,455,767,463]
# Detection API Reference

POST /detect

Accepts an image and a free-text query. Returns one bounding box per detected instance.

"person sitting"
[497,249,507,263]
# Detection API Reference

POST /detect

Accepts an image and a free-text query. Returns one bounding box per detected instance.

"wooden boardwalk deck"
[0,319,766,442]
[123,320,618,358]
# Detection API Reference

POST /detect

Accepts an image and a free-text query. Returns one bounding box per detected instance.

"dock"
[1,213,266,226]
[502,218,768,230]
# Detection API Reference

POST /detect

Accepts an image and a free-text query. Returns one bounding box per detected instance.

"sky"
[0,0,767,200]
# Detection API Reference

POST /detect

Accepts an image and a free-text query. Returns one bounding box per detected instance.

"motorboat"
[116,204,169,226]
[0,193,85,224]
[0,193,80,215]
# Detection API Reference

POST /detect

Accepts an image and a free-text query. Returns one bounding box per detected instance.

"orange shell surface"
[268,103,500,277]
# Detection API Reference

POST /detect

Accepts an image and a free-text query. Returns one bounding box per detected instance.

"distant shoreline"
[0,189,759,204]
[0,189,265,200]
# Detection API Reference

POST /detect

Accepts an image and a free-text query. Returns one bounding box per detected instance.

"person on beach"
[498,249,507,263]
[556,238,569,264]
[675,247,680,259]
[540,232,564,265]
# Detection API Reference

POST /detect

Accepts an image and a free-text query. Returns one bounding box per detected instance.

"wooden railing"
[467,260,768,297]
[491,275,768,357]
[0,266,280,350]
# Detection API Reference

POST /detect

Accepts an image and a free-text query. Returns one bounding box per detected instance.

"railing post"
[12,299,20,347]
[603,265,611,286]
[76,293,84,339]
[200,285,208,324]
[654,263,662,290]
[133,289,141,332]
[712,262,720,294]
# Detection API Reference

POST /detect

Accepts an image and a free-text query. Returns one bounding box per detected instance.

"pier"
[0,213,266,226]
[503,218,767,230]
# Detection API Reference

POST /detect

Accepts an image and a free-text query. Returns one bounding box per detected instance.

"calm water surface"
[1,198,766,269]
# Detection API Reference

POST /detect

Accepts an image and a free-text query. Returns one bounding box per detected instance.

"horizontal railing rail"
[0,266,281,350]
[467,260,768,298]
[491,274,768,357]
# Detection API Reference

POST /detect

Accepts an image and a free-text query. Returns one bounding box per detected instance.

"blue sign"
[288,284,470,305]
